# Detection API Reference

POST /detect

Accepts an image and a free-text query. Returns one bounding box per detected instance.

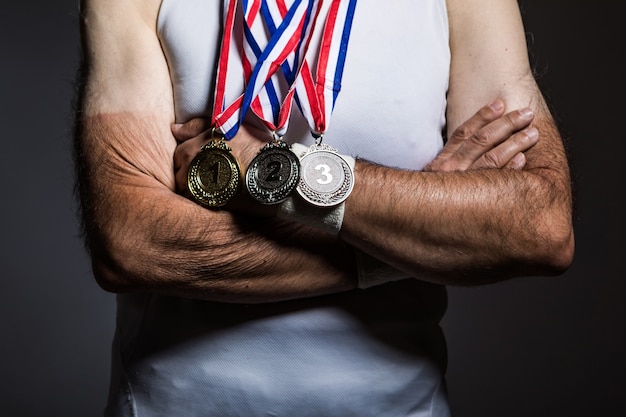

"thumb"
[171,117,212,141]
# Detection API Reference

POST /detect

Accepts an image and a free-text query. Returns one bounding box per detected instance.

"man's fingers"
[172,117,215,195]
[446,100,506,149]
[171,117,213,141]
[428,101,507,170]
[173,135,211,194]
[426,102,537,173]
[472,127,538,169]
[455,107,534,163]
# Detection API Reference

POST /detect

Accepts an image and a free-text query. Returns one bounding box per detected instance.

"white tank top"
[158,0,448,170]
[106,1,452,416]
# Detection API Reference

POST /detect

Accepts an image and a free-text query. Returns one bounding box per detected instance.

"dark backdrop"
[1,1,623,416]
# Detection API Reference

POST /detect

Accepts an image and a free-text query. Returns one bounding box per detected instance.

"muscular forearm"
[341,162,570,285]
[78,114,356,303]
[340,104,574,285]
[76,0,358,303]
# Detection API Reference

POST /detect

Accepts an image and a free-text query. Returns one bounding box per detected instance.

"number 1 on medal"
[210,161,221,184]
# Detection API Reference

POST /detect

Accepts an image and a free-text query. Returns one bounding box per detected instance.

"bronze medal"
[188,139,241,208]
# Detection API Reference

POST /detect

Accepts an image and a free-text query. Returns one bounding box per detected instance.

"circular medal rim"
[188,146,241,207]
[296,149,354,207]
[245,147,301,205]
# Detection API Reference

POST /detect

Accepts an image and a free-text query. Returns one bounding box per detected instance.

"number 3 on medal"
[315,164,333,185]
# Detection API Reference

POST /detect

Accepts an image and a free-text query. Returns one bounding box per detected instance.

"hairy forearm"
[76,113,356,303]
[341,164,569,284]
[75,0,357,303]
[340,104,574,285]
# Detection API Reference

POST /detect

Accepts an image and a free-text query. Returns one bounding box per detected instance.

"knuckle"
[470,128,491,146]
[188,117,203,129]
[451,125,473,142]
[523,127,539,143]
[509,128,538,151]
[502,113,519,131]
[515,133,532,148]
[481,152,501,168]
[183,117,210,137]
[478,104,497,121]
[184,120,201,136]
[503,109,532,131]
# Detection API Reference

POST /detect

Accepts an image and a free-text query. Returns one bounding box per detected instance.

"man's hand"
[172,119,270,196]
[424,100,538,172]
[172,119,283,215]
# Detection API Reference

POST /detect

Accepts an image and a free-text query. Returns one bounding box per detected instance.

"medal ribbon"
[213,0,313,139]
[211,0,251,140]
[258,0,357,137]
[212,0,356,140]
[296,0,357,136]
[242,0,284,133]
[240,0,317,137]
[252,0,322,137]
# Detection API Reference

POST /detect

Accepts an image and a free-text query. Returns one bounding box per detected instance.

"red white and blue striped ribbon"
[244,0,300,136]
[257,0,357,137]
[254,0,322,137]
[211,0,244,139]
[240,0,314,136]
[214,0,311,139]
[212,0,356,140]
[296,0,357,136]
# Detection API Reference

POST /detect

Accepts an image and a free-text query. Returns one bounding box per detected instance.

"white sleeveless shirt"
[105,1,452,416]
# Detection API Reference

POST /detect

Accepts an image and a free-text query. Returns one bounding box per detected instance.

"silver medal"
[246,140,301,204]
[296,143,354,207]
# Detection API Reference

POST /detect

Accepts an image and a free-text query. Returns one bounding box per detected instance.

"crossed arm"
[75,0,574,303]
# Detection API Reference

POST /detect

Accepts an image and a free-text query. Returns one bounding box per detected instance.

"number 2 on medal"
[266,161,282,182]
[315,164,333,185]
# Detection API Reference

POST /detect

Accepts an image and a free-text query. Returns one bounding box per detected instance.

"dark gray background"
[1,1,624,416]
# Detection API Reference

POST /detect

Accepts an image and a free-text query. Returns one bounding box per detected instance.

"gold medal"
[188,138,241,208]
